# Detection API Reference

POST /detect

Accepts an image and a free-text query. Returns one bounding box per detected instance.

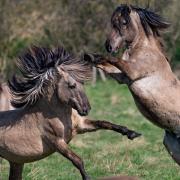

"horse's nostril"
[105,40,112,53]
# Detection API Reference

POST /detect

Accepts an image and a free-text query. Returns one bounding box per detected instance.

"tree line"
[0,0,179,79]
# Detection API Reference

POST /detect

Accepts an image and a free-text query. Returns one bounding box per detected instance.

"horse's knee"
[163,131,180,166]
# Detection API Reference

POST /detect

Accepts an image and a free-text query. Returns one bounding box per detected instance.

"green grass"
[1,79,180,180]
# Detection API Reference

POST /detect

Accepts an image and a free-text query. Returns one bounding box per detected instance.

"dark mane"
[8,46,92,108]
[112,4,170,36]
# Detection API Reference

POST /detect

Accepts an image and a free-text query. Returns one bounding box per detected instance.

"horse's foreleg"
[109,73,129,84]
[8,162,24,180]
[163,130,180,166]
[77,119,141,140]
[96,63,128,84]
[55,139,90,180]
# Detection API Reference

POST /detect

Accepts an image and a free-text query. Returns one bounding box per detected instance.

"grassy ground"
[0,79,180,180]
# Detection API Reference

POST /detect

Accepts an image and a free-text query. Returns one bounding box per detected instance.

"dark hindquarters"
[9,162,24,180]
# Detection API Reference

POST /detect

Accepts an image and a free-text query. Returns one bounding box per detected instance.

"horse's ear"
[119,4,131,24]
[126,5,131,13]
[56,66,77,88]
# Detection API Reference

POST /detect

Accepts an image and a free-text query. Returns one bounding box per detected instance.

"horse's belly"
[130,76,180,133]
[0,129,54,163]
[0,148,53,163]
[133,98,180,131]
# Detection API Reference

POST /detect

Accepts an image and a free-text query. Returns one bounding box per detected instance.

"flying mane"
[111,4,170,36]
[8,46,92,108]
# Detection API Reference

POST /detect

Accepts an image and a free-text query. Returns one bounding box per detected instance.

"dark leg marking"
[55,139,90,180]
[78,119,141,140]
[9,162,24,180]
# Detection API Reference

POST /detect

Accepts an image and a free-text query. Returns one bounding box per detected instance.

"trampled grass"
[0,79,180,180]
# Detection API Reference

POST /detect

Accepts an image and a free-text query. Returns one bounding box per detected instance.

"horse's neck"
[31,93,71,119]
[121,35,171,82]
[134,35,170,69]
[0,92,72,130]
[129,13,167,60]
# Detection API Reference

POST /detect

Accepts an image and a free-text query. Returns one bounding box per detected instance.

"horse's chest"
[130,76,180,131]
[132,96,164,127]
[130,76,162,109]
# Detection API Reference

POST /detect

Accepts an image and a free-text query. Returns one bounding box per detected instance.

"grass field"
[0,79,180,180]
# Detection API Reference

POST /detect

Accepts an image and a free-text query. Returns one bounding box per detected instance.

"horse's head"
[9,46,92,116]
[56,65,91,116]
[105,4,170,53]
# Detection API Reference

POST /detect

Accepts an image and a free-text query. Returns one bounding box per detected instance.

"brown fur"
[0,60,140,180]
[89,5,180,166]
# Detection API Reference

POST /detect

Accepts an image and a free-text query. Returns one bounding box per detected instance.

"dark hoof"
[127,131,141,140]
[83,53,104,64]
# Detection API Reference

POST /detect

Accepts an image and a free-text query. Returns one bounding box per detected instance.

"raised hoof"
[127,131,141,140]
[83,53,104,65]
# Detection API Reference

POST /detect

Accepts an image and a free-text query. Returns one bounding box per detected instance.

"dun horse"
[0,46,140,180]
[87,4,180,166]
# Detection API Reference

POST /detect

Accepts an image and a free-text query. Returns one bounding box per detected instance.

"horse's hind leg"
[8,162,24,180]
[55,139,90,180]
[163,130,180,166]
[76,118,141,140]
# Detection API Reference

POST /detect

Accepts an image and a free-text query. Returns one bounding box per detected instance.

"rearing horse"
[0,46,140,180]
[87,4,180,166]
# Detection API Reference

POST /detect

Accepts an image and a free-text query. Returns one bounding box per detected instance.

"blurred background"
[0,0,180,179]
[0,0,180,79]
